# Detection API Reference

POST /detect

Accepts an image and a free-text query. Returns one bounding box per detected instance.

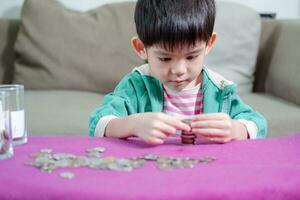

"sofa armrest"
[254,19,300,106]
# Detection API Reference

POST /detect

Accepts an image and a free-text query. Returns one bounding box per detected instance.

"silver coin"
[86,151,103,158]
[143,154,159,161]
[130,158,145,169]
[86,147,106,153]
[53,153,76,161]
[199,156,217,163]
[60,172,75,179]
[88,158,107,169]
[40,148,53,154]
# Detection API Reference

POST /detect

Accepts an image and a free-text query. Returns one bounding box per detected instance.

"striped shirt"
[163,84,203,119]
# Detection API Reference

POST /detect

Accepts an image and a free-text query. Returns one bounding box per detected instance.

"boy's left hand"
[191,113,248,143]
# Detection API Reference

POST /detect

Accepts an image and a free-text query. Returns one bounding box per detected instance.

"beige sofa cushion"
[14,0,142,93]
[25,90,104,135]
[204,2,261,93]
[0,19,19,84]
[265,20,300,106]
[240,93,300,137]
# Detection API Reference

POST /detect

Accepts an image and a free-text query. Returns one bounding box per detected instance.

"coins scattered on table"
[181,119,196,145]
[86,147,105,158]
[26,147,217,179]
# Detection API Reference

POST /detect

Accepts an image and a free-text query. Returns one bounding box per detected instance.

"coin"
[199,156,217,163]
[60,172,75,179]
[181,119,196,145]
[86,147,106,153]
[40,148,53,154]
[143,154,159,161]
[86,151,103,158]
[181,132,196,145]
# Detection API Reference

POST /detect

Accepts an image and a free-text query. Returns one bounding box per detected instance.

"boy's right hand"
[128,112,190,145]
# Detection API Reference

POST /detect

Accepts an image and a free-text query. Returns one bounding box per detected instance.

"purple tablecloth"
[1,133,300,200]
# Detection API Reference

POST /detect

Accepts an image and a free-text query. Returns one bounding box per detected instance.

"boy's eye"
[159,57,172,62]
[186,55,198,60]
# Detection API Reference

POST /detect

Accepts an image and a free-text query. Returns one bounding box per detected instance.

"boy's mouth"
[169,80,187,88]
[170,80,186,83]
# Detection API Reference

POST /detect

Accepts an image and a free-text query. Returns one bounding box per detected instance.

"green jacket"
[89,66,267,138]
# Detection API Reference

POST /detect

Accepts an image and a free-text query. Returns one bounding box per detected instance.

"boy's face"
[131,34,216,91]
[145,41,207,91]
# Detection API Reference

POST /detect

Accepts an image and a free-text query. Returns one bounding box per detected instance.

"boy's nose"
[171,61,187,76]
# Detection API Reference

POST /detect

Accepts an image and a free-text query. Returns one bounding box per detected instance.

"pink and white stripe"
[163,85,203,118]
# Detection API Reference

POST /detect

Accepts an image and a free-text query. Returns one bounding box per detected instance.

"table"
[1,133,300,200]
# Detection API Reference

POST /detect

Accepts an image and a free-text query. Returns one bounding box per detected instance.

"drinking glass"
[0,84,27,145]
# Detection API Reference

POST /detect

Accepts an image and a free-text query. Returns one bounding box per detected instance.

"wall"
[0,0,299,19]
[221,0,300,19]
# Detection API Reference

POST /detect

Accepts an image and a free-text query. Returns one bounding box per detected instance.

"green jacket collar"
[202,66,237,96]
[134,64,237,113]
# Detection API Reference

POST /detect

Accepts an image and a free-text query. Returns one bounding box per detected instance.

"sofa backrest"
[255,19,300,105]
[0,19,19,84]
[254,19,280,92]
[0,0,264,92]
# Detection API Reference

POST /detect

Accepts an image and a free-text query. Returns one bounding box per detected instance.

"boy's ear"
[131,36,148,60]
[205,32,217,55]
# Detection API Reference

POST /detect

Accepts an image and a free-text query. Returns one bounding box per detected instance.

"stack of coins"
[181,119,196,145]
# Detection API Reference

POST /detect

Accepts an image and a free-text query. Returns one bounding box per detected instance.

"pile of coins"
[27,147,143,173]
[0,129,10,155]
[181,119,196,145]
[26,147,217,179]
[145,154,217,171]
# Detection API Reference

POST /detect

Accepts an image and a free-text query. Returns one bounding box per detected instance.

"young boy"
[89,0,267,144]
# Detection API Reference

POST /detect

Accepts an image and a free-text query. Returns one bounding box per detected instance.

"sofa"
[0,0,299,137]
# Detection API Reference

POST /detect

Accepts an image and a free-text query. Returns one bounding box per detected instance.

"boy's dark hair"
[134,0,216,51]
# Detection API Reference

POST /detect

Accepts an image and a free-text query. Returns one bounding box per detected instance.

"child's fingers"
[193,128,229,137]
[155,122,176,135]
[193,113,230,121]
[161,114,191,131]
[149,129,169,139]
[144,136,164,145]
[205,137,232,144]
[196,133,231,144]
[191,120,231,129]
